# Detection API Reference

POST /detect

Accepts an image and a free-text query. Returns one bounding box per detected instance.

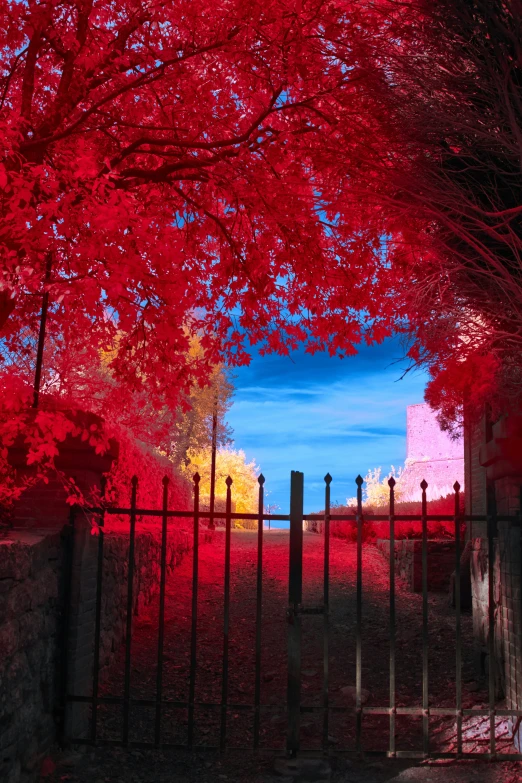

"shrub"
[324,492,465,543]
[102,430,192,532]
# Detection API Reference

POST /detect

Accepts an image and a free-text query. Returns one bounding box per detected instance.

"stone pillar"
[479,413,522,750]
[64,513,100,741]
[7,408,118,742]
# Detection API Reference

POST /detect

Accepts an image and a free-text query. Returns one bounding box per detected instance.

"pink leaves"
[0,165,8,190]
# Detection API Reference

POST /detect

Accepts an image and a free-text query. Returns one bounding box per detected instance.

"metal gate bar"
[188,473,200,749]
[253,475,265,748]
[91,477,106,743]
[355,475,363,754]
[488,507,496,758]
[220,477,233,750]
[421,480,429,756]
[155,476,169,747]
[322,474,331,750]
[123,476,138,745]
[388,477,396,756]
[454,482,462,755]
[287,471,304,756]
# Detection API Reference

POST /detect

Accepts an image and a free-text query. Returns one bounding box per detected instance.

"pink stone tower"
[397,403,464,501]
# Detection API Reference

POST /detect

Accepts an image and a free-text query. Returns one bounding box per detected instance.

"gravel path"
[45,529,521,782]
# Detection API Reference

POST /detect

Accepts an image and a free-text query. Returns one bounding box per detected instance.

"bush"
[99,430,193,532]
[328,503,376,543]
[325,493,465,543]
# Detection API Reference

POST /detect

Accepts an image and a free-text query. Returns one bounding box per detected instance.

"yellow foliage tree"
[181,446,260,517]
[347,466,404,508]
[97,331,233,466]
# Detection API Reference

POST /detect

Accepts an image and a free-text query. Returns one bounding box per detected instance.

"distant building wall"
[397,403,464,501]
[464,413,488,534]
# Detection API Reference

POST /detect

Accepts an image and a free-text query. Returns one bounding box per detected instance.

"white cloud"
[228,366,427,513]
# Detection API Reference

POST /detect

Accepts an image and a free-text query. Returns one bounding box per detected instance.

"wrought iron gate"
[63,470,522,761]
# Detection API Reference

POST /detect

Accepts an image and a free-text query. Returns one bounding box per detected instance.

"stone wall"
[494,476,522,750]
[497,521,522,746]
[470,529,521,710]
[67,523,193,740]
[0,531,66,783]
[375,538,456,593]
[303,519,324,535]
[100,529,191,677]
[0,523,196,782]
[467,411,522,751]
[303,522,457,594]
[464,415,488,537]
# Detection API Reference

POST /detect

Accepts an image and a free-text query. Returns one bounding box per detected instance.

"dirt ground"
[45,529,521,782]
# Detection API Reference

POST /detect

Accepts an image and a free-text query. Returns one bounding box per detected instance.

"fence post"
[287,471,304,757]
[63,506,100,742]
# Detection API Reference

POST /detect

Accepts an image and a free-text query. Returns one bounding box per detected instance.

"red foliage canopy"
[2,0,517,483]
[347,0,522,428]
[0,0,396,409]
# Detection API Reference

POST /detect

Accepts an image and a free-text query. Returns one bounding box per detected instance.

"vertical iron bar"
[254,474,265,750]
[388,477,396,757]
[58,504,76,742]
[355,475,363,755]
[287,471,304,757]
[155,476,169,747]
[209,392,218,530]
[220,476,233,751]
[91,476,106,744]
[519,492,522,754]
[454,482,462,755]
[123,476,138,746]
[420,479,429,757]
[289,472,304,606]
[487,508,496,758]
[188,473,200,749]
[32,254,52,408]
[322,474,332,751]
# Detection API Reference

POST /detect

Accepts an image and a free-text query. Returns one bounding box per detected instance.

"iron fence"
[62,471,522,761]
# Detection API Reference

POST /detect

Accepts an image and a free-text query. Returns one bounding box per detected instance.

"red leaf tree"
[3,0,518,485]
[352,0,522,428]
[0,0,391,407]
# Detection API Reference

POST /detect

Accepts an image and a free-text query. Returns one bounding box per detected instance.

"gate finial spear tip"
[131,475,138,487]
[258,474,265,486]
[355,474,363,486]
[388,476,396,488]
[453,481,460,492]
[324,472,332,485]
[193,472,201,483]
[162,475,169,486]
[420,479,428,490]
[226,475,233,487]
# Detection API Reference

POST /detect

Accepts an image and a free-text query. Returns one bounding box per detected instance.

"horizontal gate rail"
[65,693,522,718]
[63,738,522,761]
[81,507,291,520]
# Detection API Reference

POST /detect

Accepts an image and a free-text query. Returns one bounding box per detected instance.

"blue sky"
[227,337,428,518]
